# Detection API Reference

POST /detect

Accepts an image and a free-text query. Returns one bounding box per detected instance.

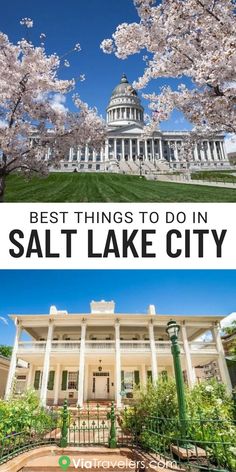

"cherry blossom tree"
[0,20,106,201]
[101,0,236,135]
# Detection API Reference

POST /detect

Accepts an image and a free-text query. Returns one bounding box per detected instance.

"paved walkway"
[0,446,181,472]
[147,174,236,189]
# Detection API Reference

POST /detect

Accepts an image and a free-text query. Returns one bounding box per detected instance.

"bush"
[120,379,236,471]
[0,390,57,439]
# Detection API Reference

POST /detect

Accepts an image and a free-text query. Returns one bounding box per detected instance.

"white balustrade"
[18,341,46,352]
[120,341,150,352]
[189,342,217,353]
[85,341,115,351]
[155,341,184,353]
[51,341,80,351]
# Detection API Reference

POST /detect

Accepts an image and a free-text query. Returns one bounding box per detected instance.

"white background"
[0,203,235,269]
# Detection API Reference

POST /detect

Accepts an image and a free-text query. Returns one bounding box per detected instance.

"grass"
[4,172,236,202]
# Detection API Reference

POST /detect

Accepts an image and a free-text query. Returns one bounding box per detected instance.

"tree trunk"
[0,175,6,203]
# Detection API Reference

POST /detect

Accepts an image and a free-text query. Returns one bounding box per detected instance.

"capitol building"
[5,301,232,407]
[53,74,228,174]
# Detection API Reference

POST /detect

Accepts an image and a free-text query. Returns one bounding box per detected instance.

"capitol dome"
[107,74,144,126]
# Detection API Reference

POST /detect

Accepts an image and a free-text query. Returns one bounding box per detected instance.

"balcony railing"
[51,341,80,351]
[85,341,115,352]
[155,341,184,353]
[120,341,150,352]
[17,340,217,356]
[189,342,217,354]
[18,341,46,352]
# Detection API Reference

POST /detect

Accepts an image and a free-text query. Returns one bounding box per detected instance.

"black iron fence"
[0,400,235,471]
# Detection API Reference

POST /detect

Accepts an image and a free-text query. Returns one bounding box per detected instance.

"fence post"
[108,402,117,448]
[60,399,68,448]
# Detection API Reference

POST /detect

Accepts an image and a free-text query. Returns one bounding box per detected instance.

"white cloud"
[224,134,236,154]
[221,312,236,330]
[0,316,8,325]
[50,93,67,114]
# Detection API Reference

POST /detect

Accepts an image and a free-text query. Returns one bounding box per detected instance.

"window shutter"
[134,370,140,386]
[121,370,124,390]
[34,370,41,390]
[48,371,55,390]
[147,370,152,382]
[61,370,68,391]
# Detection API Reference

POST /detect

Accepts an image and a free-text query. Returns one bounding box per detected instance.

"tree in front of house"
[101,0,236,136]
[0,345,12,358]
[0,19,106,201]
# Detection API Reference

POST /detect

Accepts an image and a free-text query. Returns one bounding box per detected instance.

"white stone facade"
[49,74,229,174]
[5,301,232,407]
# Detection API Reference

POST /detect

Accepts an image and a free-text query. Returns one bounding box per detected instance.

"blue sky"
[0,270,235,345]
[1,0,193,131]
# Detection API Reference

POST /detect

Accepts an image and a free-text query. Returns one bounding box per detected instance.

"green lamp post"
[166,319,192,448]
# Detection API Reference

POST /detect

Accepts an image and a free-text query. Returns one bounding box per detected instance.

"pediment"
[108,123,144,136]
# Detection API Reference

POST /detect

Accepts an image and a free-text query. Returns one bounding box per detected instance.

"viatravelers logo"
[58,455,177,470]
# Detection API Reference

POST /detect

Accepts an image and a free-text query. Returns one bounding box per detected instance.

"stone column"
[85,145,89,162]
[213,325,232,393]
[193,145,199,162]
[5,319,22,399]
[159,140,163,160]
[181,324,196,388]
[213,142,218,160]
[129,140,133,161]
[152,140,155,162]
[40,320,54,406]
[149,321,158,382]
[137,140,140,157]
[122,140,125,160]
[174,142,179,162]
[207,142,212,161]
[68,148,73,162]
[54,363,61,405]
[105,140,109,162]
[115,320,122,408]
[77,321,86,406]
[114,139,117,160]
[145,140,148,160]
[220,141,226,160]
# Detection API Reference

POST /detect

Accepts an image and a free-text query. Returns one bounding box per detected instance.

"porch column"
[27,363,34,389]
[5,319,22,399]
[54,363,61,405]
[221,141,226,160]
[213,325,232,393]
[40,320,54,406]
[77,321,86,406]
[149,321,158,382]
[115,320,122,408]
[141,364,147,388]
[181,324,196,388]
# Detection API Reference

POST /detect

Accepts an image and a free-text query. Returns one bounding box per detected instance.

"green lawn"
[5,172,236,202]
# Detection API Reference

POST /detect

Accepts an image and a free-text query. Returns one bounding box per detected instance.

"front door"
[92,372,110,399]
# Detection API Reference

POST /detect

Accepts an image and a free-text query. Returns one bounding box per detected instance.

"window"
[68,372,78,390]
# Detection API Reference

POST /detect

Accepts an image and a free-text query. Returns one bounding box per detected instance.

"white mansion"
[52,74,228,173]
[5,301,232,407]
